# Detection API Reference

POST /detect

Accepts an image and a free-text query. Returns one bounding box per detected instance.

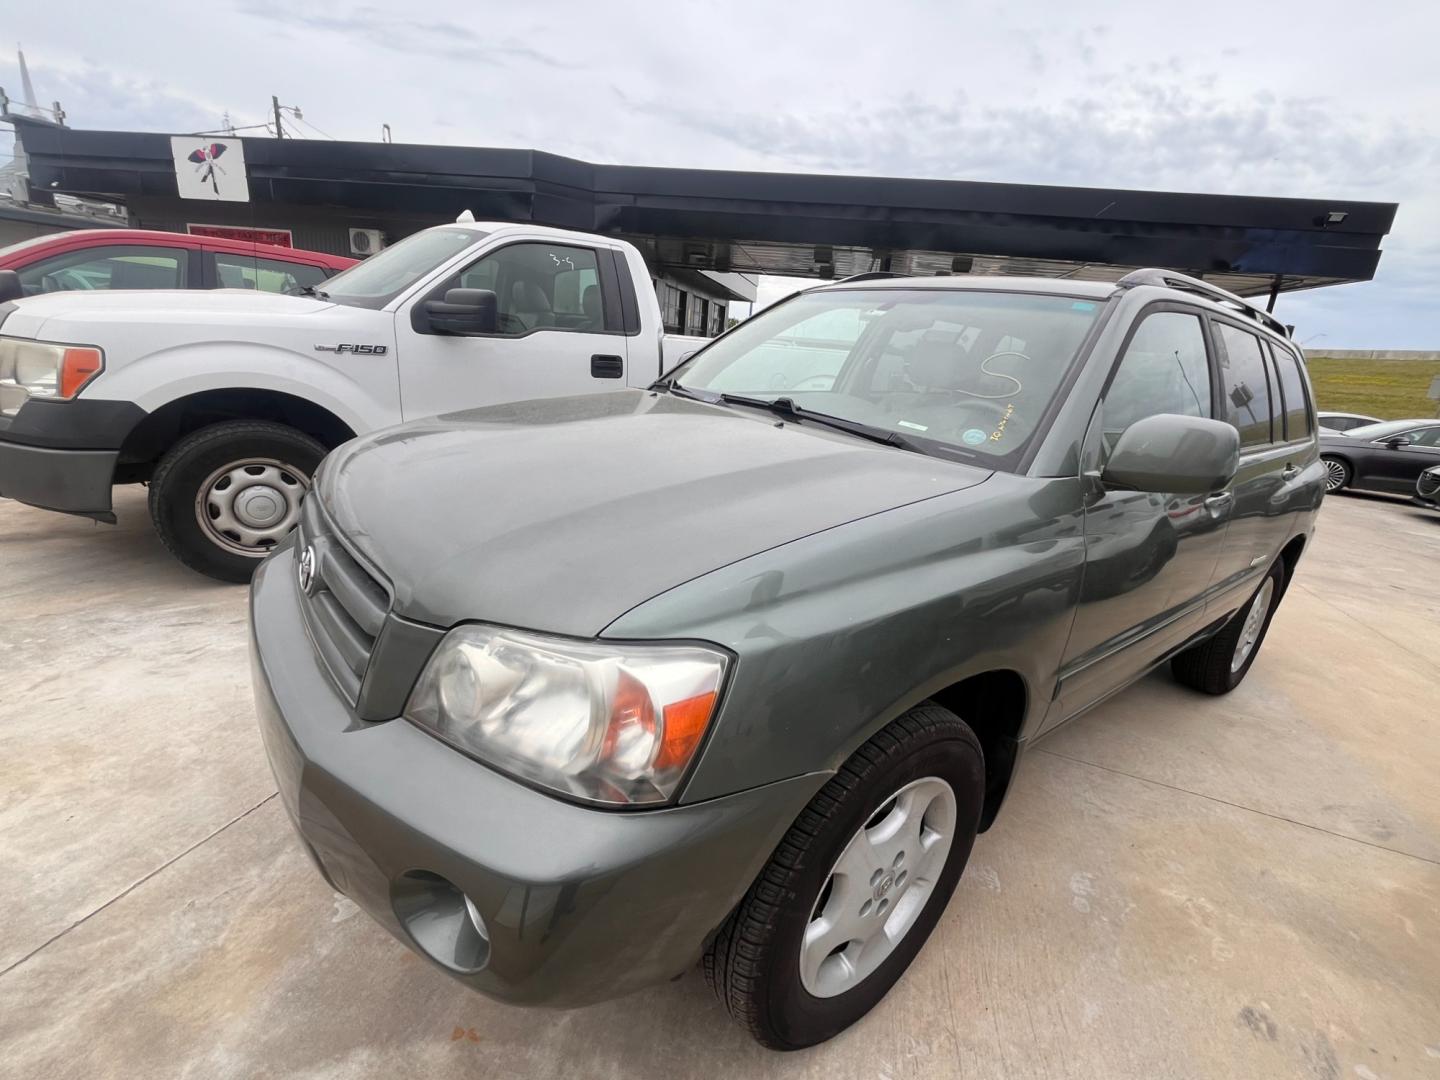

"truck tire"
[1171,561,1285,695]
[148,420,325,583]
[704,704,984,1050]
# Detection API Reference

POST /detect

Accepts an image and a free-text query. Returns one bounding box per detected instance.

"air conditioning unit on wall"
[349,228,385,256]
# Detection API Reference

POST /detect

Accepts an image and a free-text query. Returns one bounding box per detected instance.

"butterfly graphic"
[186,143,229,196]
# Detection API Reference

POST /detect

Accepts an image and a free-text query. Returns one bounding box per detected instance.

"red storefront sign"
[187,224,294,248]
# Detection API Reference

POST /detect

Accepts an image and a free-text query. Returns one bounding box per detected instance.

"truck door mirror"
[0,270,23,303]
[1101,414,1240,495]
[424,288,498,335]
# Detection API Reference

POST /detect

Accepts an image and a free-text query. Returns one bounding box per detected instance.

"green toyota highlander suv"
[250,269,1323,1049]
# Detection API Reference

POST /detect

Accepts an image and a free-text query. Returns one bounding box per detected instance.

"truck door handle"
[590,354,623,379]
[1281,464,1300,480]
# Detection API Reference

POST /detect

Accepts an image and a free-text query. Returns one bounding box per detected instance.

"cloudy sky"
[2,0,1436,346]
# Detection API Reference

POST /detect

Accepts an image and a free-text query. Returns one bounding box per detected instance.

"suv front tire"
[704,704,984,1049]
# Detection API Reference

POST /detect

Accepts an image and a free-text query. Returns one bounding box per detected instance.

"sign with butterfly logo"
[170,136,249,202]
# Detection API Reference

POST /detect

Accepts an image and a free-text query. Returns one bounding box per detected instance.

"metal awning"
[12,118,1397,298]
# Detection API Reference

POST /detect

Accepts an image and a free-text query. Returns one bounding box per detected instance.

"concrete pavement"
[2,487,1437,1079]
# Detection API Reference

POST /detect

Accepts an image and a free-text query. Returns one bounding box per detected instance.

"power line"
[290,114,338,141]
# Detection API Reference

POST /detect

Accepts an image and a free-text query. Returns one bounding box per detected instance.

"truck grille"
[1419,470,1440,499]
[295,495,391,705]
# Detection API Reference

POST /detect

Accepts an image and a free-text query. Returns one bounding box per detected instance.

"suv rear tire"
[1171,561,1285,695]
[148,420,325,583]
[704,703,984,1050]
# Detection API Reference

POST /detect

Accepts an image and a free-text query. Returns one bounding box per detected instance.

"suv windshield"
[319,227,486,309]
[671,287,1105,468]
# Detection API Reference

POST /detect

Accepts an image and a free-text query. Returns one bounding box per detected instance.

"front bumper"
[1413,494,1440,512]
[249,541,824,1008]
[0,398,145,517]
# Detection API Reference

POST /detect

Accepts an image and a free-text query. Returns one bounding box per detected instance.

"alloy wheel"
[1231,577,1275,674]
[1323,458,1348,492]
[800,776,957,998]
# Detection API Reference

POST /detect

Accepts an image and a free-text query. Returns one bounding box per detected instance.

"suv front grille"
[295,495,391,704]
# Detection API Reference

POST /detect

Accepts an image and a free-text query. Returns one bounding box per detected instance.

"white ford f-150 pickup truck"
[0,222,712,580]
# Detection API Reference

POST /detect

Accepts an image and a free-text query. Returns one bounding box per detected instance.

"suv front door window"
[1052,306,1228,727]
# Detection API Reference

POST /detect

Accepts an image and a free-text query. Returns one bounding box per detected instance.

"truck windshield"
[319,228,486,309]
[670,287,1105,468]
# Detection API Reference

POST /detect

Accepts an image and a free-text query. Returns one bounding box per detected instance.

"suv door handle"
[590,354,624,379]
[1281,464,1300,480]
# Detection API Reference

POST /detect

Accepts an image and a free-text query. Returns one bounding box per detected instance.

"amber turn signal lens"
[59,348,104,399]
[656,690,718,770]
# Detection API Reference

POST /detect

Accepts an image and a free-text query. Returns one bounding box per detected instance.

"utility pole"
[272,95,285,139]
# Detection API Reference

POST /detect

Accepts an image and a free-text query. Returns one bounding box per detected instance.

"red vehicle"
[0,229,356,297]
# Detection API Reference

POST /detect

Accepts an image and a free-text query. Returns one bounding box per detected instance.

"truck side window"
[457,243,605,335]
[1103,311,1211,445]
[1267,342,1312,440]
[1215,323,1275,447]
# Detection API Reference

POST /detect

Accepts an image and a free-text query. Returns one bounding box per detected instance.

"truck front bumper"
[0,398,145,518]
[249,540,824,1008]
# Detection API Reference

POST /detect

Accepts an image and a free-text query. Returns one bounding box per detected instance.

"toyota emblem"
[297,545,317,594]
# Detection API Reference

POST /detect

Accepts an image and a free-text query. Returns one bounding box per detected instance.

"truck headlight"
[0,337,104,416]
[404,624,729,806]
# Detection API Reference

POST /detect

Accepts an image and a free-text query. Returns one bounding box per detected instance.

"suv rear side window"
[1268,343,1313,440]
[1215,323,1275,447]
[215,253,328,295]
[1103,310,1212,442]
[18,245,189,294]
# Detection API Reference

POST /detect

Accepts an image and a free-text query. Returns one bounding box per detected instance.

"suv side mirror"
[1102,414,1240,495]
[1383,435,1412,449]
[0,270,23,304]
[424,288,498,335]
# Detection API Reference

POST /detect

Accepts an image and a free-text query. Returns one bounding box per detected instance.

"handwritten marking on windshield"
[990,402,1017,442]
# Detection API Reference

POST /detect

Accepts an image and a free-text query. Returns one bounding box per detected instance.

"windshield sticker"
[962,428,988,446]
[1071,301,1097,311]
[990,403,1017,442]
[897,420,929,432]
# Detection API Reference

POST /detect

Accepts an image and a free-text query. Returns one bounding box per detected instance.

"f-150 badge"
[315,344,388,355]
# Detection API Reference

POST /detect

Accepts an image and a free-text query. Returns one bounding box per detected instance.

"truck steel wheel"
[1171,561,1285,695]
[704,704,984,1050]
[149,420,325,583]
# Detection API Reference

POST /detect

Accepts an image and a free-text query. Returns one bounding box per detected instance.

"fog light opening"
[391,870,491,974]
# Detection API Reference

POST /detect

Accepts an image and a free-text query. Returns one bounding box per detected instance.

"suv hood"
[321,390,991,635]
[0,289,335,338]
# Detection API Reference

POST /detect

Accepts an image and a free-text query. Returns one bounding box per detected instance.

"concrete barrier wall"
[1304,349,1440,361]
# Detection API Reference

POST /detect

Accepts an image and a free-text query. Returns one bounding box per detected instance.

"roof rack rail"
[1115,268,1291,338]
[833,271,907,283]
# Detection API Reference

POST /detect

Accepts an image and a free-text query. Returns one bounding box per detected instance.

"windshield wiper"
[660,380,723,404]
[299,285,330,299]
[718,393,931,455]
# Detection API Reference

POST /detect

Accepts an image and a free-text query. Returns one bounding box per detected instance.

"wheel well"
[117,389,357,480]
[1278,534,1306,593]
[927,670,1027,832]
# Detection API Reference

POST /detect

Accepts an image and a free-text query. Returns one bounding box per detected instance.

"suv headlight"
[404,624,729,806]
[0,337,104,416]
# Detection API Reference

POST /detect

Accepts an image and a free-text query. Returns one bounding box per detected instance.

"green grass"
[1304,357,1440,421]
